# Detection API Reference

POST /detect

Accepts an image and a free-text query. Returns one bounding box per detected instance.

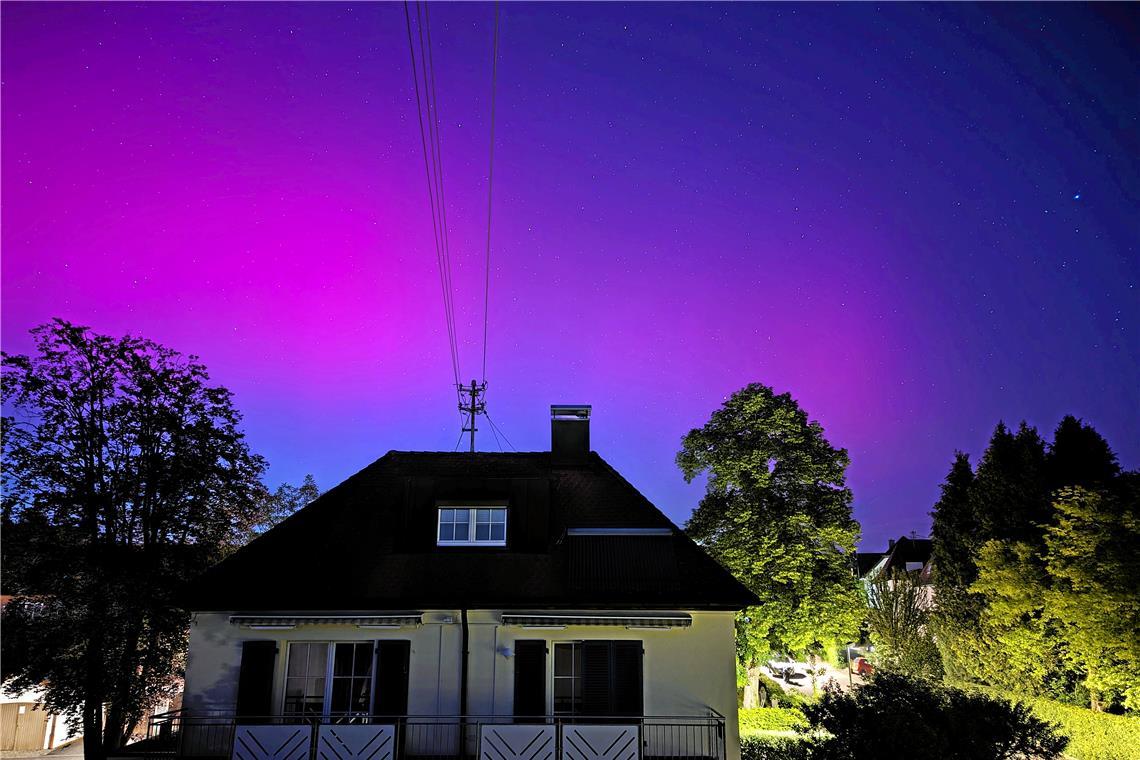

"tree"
[1043,482,1140,711]
[802,673,1069,760]
[678,383,863,704]
[255,474,320,533]
[865,570,942,680]
[930,415,1135,710]
[1,320,269,760]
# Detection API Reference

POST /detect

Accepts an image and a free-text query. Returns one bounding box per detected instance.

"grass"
[979,689,1140,760]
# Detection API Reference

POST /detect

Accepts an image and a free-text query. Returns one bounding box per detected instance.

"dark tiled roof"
[855,552,884,577]
[181,452,757,611]
[858,537,933,579]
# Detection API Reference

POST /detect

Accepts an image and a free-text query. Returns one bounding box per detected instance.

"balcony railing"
[135,710,726,760]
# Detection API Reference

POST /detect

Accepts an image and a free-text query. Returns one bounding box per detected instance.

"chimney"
[551,405,591,462]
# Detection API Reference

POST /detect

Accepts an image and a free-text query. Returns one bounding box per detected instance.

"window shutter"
[611,642,643,716]
[513,640,546,717]
[580,641,613,715]
[235,641,277,717]
[374,641,411,716]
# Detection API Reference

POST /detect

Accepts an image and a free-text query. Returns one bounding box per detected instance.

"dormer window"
[437,507,507,546]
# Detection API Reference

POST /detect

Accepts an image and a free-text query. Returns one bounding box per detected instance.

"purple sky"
[3,2,1137,548]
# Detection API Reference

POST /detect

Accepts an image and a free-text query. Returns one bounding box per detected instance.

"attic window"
[437,507,507,546]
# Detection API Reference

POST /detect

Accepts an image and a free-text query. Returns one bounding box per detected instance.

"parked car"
[852,656,874,676]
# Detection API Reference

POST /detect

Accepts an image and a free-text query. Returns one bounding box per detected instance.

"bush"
[804,673,1069,760]
[757,673,808,709]
[739,735,811,760]
[739,708,808,735]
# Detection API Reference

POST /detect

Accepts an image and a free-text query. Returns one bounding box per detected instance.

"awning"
[229,613,422,628]
[501,611,692,629]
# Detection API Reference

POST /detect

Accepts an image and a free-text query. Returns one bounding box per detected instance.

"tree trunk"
[742,664,763,709]
[83,698,105,760]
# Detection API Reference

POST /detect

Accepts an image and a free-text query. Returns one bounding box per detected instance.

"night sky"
[3,3,1137,548]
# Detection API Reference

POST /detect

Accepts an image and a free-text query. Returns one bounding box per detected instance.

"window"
[437,507,506,546]
[552,640,642,716]
[552,643,583,714]
[284,642,375,716]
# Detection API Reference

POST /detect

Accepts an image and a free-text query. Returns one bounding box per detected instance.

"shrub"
[757,673,808,709]
[804,673,1069,760]
[739,708,808,735]
[739,735,811,760]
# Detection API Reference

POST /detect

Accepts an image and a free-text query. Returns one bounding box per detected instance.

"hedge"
[739,735,811,760]
[992,692,1140,760]
[739,708,808,736]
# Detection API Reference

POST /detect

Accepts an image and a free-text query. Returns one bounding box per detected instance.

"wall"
[184,610,740,760]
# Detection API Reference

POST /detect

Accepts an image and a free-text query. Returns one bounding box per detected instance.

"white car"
[767,658,826,680]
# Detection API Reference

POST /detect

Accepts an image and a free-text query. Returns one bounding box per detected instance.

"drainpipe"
[460,609,469,758]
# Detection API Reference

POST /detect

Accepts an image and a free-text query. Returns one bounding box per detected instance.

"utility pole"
[458,379,486,452]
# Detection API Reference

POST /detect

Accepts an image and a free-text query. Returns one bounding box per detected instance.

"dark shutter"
[580,642,612,715]
[235,641,277,718]
[374,641,411,716]
[513,640,547,717]
[611,642,643,716]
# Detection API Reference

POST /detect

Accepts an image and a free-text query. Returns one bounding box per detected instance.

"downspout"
[460,609,470,758]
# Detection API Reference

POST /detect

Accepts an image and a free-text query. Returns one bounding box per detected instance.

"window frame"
[282,641,377,717]
[436,505,508,547]
[551,641,584,716]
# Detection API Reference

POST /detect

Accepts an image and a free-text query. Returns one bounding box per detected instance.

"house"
[158,406,756,760]
[856,536,935,607]
[0,598,81,752]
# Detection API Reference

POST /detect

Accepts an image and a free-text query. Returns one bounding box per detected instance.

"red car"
[853,656,875,676]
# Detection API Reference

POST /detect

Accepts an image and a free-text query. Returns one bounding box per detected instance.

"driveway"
[0,739,82,760]
[777,662,868,697]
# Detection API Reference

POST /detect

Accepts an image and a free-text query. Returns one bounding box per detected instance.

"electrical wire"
[484,412,515,452]
[481,1,500,384]
[404,0,461,391]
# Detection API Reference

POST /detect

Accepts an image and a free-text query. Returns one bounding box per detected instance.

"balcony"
[131,710,726,760]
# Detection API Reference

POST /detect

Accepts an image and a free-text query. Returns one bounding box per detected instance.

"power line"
[481,1,501,384]
[403,0,461,391]
[485,411,515,452]
[420,2,461,390]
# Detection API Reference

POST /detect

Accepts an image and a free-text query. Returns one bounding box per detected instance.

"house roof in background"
[181,451,758,611]
[858,536,934,580]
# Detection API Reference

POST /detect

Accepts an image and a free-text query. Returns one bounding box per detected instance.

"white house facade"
[145,408,756,760]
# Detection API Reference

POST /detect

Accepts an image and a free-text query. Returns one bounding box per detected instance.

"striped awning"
[229,613,422,628]
[501,611,692,629]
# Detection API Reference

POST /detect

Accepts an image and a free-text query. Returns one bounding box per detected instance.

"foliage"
[757,673,808,709]
[739,735,811,760]
[679,384,863,683]
[1042,482,1140,711]
[739,708,808,735]
[803,673,1069,760]
[978,689,1140,760]
[864,570,942,679]
[1,320,270,760]
[930,416,1137,711]
[255,473,320,533]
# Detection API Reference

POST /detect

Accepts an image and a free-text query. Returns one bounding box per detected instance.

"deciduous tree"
[678,383,862,702]
[1,320,269,760]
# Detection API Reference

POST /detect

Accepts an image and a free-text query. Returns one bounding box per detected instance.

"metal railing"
[137,710,726,760]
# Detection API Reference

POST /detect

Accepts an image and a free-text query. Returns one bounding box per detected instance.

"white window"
[284,642,374,716]
[437,507,507,546]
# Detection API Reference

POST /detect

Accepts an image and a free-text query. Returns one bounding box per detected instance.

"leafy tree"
[256,473,320,533]
[865,570,942,680]
[678,383,863,703]
[1043,482,1140,711]
[931,415,1136,711]
[802,673,1069,760]
[1,320,269,760]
